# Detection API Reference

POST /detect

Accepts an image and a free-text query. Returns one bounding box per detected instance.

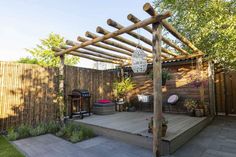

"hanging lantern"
[131,48,147,73]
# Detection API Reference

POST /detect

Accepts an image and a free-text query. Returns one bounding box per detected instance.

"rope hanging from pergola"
[52,3,204,66]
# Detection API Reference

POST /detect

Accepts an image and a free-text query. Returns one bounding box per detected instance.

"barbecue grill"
[68,89,91,119]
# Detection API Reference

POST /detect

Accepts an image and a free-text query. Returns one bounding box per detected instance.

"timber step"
[73,112,212,155]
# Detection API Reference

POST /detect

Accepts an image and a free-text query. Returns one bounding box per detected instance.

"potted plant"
[148,116,168,137]
[195,101,205,117]
[149,68,171,86]
[113,77,135,110]
[184,99,197,116]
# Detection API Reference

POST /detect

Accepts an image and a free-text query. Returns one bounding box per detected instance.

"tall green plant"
[113,77,135,99]
[153,0,236,69]
[18,33,80,67]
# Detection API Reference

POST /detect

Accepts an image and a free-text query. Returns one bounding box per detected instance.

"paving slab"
[13,134,152,157]
[13,116,236,157]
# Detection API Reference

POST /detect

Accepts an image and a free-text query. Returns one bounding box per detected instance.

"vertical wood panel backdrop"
[0,62,117,131]
[127,61,210,113]
[64,66,117,116]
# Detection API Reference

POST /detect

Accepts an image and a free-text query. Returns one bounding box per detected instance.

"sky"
[0,0,153,68]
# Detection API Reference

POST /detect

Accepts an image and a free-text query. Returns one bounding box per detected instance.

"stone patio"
[13,134,152,157]
[13,116,236,157]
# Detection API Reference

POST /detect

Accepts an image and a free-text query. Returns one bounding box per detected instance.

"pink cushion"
[97,99,112,103]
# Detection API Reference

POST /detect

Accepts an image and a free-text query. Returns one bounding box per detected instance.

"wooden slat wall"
[128,63,210,112]
[0,62,59,131]
[63,65,117,116]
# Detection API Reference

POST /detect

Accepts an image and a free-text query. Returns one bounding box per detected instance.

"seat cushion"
[167,94,179,104]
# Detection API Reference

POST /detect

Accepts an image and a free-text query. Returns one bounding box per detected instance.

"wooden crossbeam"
[143,3,203,55]
[61,45,122,62]
[53,47,121,64]
[85,31,135,56]
[107,18,153,45]
[96,26,153,53]
[77,36,132,57]
[106,19,178,58]
[127,13,189,55]
[66,40,129,60]
[55,11,171,56]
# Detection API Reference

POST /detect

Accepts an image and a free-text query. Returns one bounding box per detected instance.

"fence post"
[208,61,216,116]
[59,55,65,122]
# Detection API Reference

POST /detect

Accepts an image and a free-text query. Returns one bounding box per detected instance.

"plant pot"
[195,109,204,117]
[203,105,209,116]
[187,109,195,116]
[162,125,167,137]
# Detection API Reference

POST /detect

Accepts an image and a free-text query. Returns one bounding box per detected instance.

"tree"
[18,57,39,64]
[154,0,236,69]
[19,33,79,67]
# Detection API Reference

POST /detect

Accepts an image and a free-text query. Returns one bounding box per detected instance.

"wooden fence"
[64,66,117,115]
[0,62,59,131]
[215,71,236,115]
[0,62,117,131]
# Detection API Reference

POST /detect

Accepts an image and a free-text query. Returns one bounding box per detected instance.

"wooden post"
[223,69,228,115]
[197,57,205,104]
[59,55,65,122]
[152,22,162,157]
[208,61,216,116]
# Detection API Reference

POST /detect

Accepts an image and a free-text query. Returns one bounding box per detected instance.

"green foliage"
[113,77,135,98]
[18,57,39,64]
[29,123,47,136]
[6,129,19,141]
[20,33,79,67]
[0,136,24,157]
[79,125,94,139]
[56,122,94,143]
[46,121,61,133]
[17,124,32,139]
[56,122,79,138]
[154,0,236,69]
[5,121,93,143]
[70,131,82,143]
[184,99,198,112]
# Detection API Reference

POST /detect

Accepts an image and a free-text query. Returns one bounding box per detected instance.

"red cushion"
[97,99,112,103]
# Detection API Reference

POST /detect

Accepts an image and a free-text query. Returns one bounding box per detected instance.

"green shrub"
[69,131,82,143]
[6,129,19,141]
[80,125,94,139]
[46,121,61,133]
[17,124,31,139]
[64,122,80,138]
[56,126,66,137]
[30,123,47,136]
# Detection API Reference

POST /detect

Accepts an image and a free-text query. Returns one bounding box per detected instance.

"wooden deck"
[73,112,212,155]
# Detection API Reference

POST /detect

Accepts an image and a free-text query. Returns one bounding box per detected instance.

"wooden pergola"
[52,3,211,157]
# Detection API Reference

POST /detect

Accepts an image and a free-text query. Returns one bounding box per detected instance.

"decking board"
[73,112,211,155]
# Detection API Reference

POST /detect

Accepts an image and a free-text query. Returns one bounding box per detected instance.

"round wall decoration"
[131,48,147,73]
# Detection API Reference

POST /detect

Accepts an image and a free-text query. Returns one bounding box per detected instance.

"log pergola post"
[152,22,163,157]
[59,55,65,122]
